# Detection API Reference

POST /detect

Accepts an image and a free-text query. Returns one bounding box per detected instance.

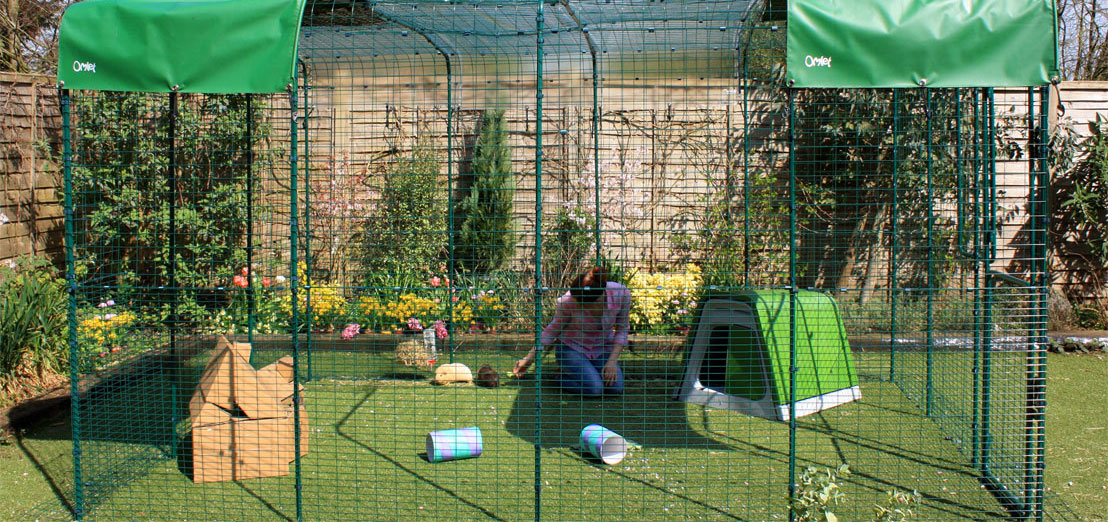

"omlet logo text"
[804,55,831,68]
[73,61,97,73]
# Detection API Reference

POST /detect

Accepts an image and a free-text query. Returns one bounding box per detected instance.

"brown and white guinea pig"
[476,364,500,388]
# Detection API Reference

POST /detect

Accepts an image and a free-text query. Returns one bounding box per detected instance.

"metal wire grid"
[62,2,1049,520]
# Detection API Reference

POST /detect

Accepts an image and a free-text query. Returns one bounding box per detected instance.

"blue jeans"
[555,345,623,397]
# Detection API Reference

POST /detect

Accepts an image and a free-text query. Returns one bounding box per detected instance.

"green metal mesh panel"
[63,1,1050,520]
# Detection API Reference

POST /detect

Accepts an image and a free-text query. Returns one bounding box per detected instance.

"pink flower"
[241,266,249,276]
[98,302,108,308]
[677,309,688,315]
[106,299,115,306]
[433,320,448,340]
[672,300,681,305]
[341,323,361,340]
[430,276,441,287]
[407,317,423,331]
[233,275,249,288]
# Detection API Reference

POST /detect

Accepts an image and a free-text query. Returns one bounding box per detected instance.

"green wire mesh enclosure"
[60,0,1053,520]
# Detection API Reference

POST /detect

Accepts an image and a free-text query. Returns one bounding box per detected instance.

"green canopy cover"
[58,0,306,93]
[787,0,1058,88]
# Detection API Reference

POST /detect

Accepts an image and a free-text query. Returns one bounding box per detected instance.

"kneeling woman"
[513,266,630,397]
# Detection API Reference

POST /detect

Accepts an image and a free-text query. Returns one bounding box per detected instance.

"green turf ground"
[5,350,1102,521]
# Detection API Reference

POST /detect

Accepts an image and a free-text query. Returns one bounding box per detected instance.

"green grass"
[0,408,73,520]
[2,351,1104,521]
[1044,353,1108,521]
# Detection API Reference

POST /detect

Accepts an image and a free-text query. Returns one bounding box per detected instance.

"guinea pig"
[476,364,500,388]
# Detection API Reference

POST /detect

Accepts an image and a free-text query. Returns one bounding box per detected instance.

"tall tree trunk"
[859,203,889,305]
[2,0,22,71]
[834,213,869,294]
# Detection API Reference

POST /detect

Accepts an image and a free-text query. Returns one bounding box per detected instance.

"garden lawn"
[1044,352,1108,521]
[2,351,1103,521]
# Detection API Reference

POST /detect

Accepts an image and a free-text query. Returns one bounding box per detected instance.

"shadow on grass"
[504,357,734,450]
[333,384,509,522]
[13,407,75,519]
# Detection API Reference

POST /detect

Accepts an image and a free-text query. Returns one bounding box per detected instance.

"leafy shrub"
[455,110,517,274]
[542,207,596,291]
[1074,303,1108,329]
[71,92,270,316]
[626,265,703,335]
[1061,117,1108,272]
[0,256,68,405]
[357,142,445,277]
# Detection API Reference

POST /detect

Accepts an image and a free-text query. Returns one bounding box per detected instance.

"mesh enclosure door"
[66,90,299,519]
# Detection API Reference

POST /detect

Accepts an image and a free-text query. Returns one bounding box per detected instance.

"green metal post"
[288,81,304,522]
[445,53,455,363]
[742,55,750,289]
[591,32,601,265]
[972,88,984,468]
[300,60,313,383]
[981,88,996,473]
[167,91,179,456]
[534,3,545,520]
[786,86,798,522]
[247,94,256,347]
[556,0,600,265]
[61,87,84,521]
[889,89,899,381]
[924,86,934,417]
[1025,85,1049,521]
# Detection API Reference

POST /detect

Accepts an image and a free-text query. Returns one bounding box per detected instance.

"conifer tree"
[456,110,516,273]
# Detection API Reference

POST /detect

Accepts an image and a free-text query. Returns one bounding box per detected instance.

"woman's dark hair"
[569,266,608,302]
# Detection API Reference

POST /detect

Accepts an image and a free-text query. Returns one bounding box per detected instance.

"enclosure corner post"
[980,87,997,474]
[971,87,985,469]
[61,87,85,521]
[1024,84,1049,521]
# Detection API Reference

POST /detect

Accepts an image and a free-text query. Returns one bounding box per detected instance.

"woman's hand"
[513,349,537,377]
[513,358,532,377]
[602,359,619,386]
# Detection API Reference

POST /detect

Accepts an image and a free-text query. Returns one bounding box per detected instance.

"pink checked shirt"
[540,282,631,359]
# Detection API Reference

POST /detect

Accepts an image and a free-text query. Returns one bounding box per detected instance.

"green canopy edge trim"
[58,0,308,94]
[786,0,1059,88]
